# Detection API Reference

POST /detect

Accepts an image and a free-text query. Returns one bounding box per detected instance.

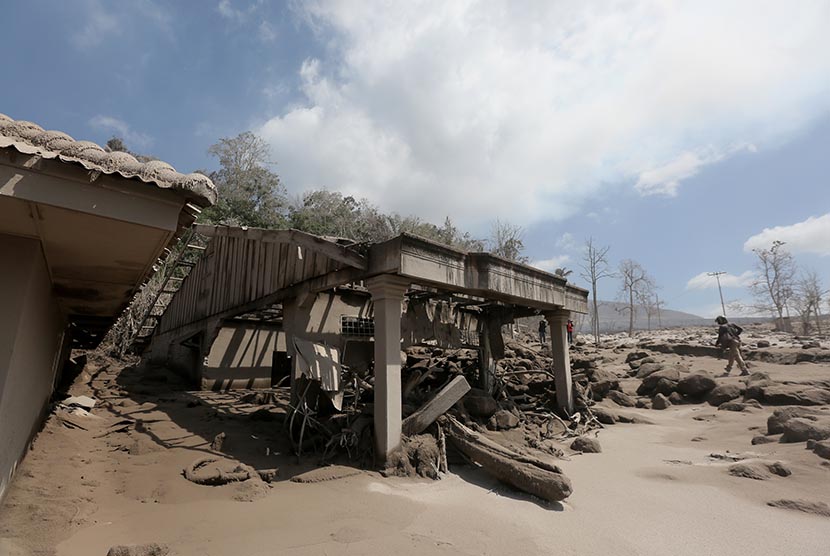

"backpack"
[727,323,742,337]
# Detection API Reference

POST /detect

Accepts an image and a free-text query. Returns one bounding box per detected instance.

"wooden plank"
[286,243,298,286]
[253,242,262,298]
[263,243,273,293]
[277,243,288,290]
[401,376,471,436]
[213,236,225,315]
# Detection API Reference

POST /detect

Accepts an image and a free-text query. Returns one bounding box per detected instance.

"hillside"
[587,301,707,332]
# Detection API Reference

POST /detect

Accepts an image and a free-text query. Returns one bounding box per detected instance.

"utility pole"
[708,271,727,317]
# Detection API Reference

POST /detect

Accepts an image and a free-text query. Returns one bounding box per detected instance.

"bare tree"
[618,259,653,337]
[793,270,826,335]
[488,219,528,263]
[637,287,661,332]
[749,240,797,331]
[579,238,613,344]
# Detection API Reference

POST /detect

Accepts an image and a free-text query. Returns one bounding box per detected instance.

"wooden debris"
[442,415,572,502]
[402,376,471,436]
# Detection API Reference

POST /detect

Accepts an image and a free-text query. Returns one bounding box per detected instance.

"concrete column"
[545,310,573,416]
[366,274,410,463]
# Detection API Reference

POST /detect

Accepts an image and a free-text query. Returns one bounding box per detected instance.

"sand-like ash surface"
[2,324,830,555]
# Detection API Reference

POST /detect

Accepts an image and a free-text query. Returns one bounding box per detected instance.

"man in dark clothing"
[538,319,547,344]
[715,316,748,376]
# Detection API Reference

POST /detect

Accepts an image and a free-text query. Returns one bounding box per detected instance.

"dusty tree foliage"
[749,240,797,330]
[199,132,289,229]
[579,238,613,344]
[287,190,484,250]
[488,219,528,263]
[617,259,654,337]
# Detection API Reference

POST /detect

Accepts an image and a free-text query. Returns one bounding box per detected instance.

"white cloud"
[531,255,571,273]
[88,115,153,150]
[686,271,755,290]
[636,143,756,196]
[259,21,277,42]
[258,1,830,229]
[71,0,172,49]
[555,232,578,252]
[743,214,830,256]
[217,0,244,22]
[71,1,119,48]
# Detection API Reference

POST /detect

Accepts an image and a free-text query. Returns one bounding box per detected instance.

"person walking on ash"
[566,319,574,345]
[538,319,547,344]
[715,316,748,376]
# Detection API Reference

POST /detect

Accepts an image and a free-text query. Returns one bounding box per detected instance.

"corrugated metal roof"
[0,113,217,206]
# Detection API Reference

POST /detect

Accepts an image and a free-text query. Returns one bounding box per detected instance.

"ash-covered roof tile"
[0,113,217,206]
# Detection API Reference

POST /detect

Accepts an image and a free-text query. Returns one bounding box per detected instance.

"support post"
[545,310,573,416]
[479,319,494,394]
[366,275,410,464]
[283,297,300,404]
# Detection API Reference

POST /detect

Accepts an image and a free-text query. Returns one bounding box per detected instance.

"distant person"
[715,316,748,376]
[566,319,574,344]
[538,319,547,344]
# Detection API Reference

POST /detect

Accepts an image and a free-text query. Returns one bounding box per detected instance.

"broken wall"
[0,234,67,503]
[202,321,285,390]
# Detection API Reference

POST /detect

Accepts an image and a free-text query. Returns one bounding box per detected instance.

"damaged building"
[145,224,589,461]
[0,114,216,503]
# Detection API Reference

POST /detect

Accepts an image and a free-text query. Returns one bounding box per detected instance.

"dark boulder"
[767,407,820,435]
[652,393,671,410]
[728,463,769,480]
[781,418,830,443]
[767,461,792,477]
[635,362,665,379]
[677,371,717,396]
[810,439,830,460]
[706,384,743,406]
[637,368,681,396]
[592,407,617,425]
[607,390,636,407]
[570,436,601,453]
[626,351,650,363]
[751,435,777,445]
[464,391,499,419]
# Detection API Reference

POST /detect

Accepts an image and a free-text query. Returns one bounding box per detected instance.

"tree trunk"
[628,289,634,337]
[591,282,600,345]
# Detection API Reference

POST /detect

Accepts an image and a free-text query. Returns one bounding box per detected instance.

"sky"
[2,0,829,318]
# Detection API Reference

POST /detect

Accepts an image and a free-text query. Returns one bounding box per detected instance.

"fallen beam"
[402,376,471,436]
[443,415,572,502]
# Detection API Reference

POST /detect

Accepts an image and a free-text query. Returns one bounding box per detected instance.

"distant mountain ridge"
[583,301,707,333]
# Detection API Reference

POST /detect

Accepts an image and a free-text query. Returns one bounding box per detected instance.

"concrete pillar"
[366,274,409,463]
[545,309,573,416]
